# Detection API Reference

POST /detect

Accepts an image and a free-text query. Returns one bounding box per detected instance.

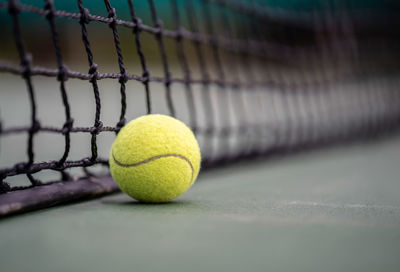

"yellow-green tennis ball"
[109,114,201,203]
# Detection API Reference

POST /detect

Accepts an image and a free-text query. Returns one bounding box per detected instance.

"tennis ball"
[109,114,201,203]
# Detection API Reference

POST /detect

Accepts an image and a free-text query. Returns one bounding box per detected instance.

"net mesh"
[0,0,400,198]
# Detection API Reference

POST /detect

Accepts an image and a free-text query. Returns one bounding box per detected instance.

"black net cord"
[77,0,102,162]
[104,0,127,132]
[148,0,175,117]
[44,0,73,166]
[4,0,40,191]
[9,0,38,172]
[127,0,152,115]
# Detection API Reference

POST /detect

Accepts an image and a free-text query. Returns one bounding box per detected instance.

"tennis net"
[1,0,399,215]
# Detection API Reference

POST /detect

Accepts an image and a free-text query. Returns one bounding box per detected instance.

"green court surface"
[1,135,400,272]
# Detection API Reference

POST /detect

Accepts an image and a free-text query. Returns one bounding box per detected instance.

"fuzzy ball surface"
[109,114,201,202]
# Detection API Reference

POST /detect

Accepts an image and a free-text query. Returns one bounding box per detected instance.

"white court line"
[283,201,400,211]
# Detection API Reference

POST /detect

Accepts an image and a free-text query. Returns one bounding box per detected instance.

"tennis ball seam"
[111,150,194,183]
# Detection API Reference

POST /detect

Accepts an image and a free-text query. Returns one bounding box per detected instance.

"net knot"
[79,8,91,25]
[107,8,117,27]
[62,118,73,134]
[133,18,142,33]
[88,63,98,74]
[88,63,98,82]
[116,118,126,132]
[82,157,93,166]
[142,69,150,83]
[8,0,20,15]
[30,120,41,134]
[57,65,68,81]
[91,121,103,135]
[154,20,163,37]
[44,1,55,20]
[165,75,172,87]
[119,71,128,84]
[21,54,32,78]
